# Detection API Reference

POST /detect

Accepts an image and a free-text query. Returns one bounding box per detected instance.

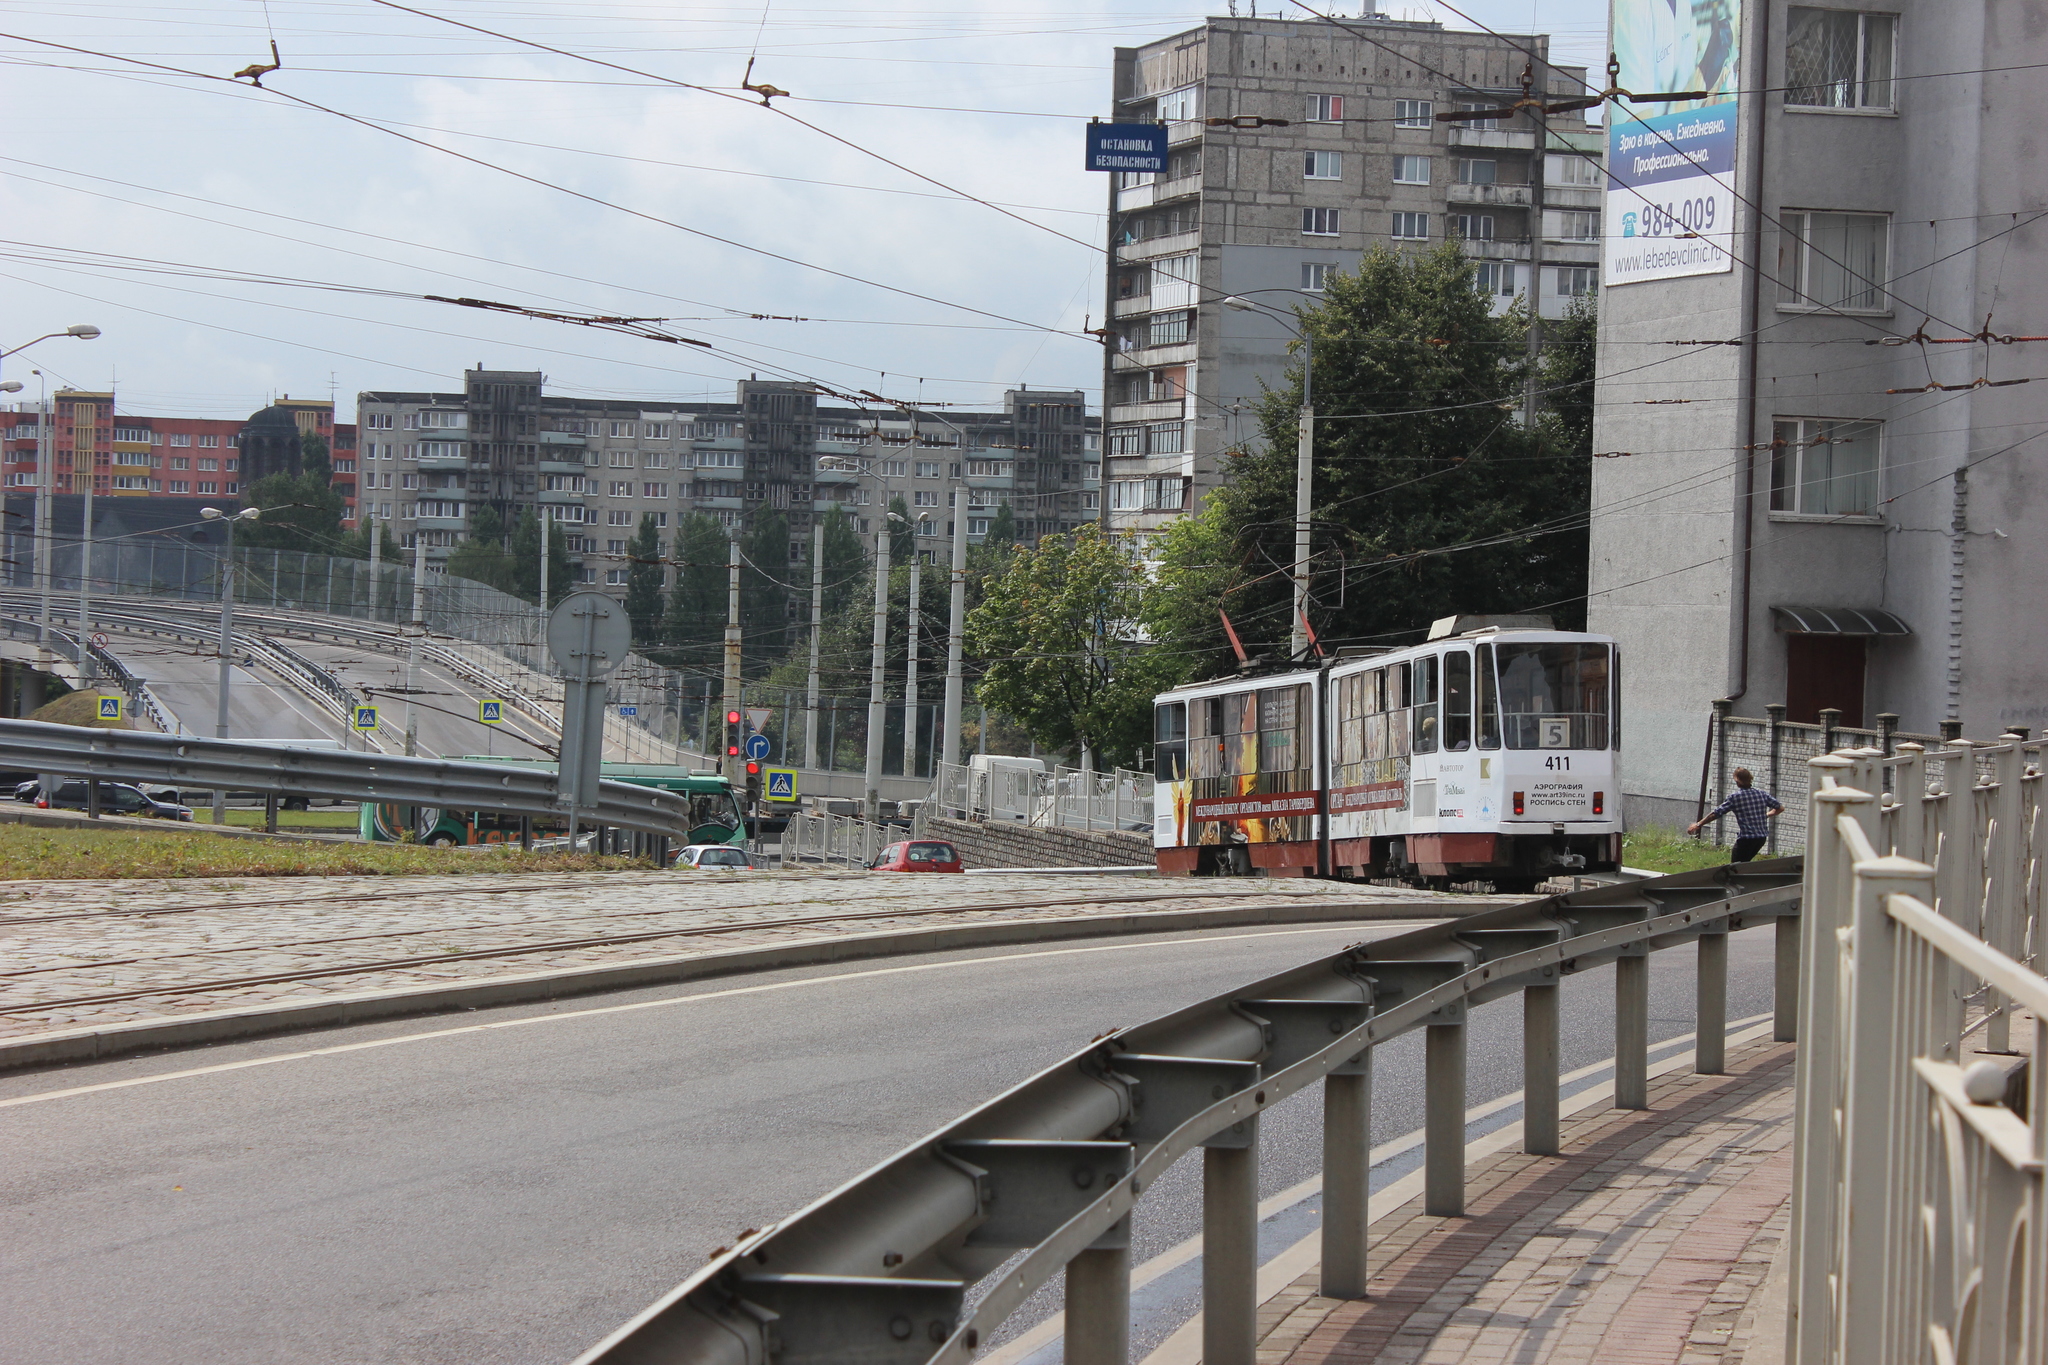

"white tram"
[1151,616,1622,888]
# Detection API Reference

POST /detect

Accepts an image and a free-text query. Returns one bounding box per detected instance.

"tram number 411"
[1544,756,1572,771]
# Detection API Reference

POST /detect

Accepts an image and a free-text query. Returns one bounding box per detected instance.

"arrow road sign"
[479,699,504,724]
[353,705,379,731]
[744,733,772,761]
[764,768,796,802]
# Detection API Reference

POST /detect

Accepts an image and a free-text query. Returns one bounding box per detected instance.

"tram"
[1151,615,1622,887]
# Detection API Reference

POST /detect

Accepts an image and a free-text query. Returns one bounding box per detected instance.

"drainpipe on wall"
[1728,0,1772,705]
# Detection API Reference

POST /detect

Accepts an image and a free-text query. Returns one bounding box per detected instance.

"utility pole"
[1289,333,1315,661]
[77,449,95,681]
[537,511,550,659]
[805,519,824,768]
[207,506,258,822]
[1523,100,1550,424]
[34,381,51,663]
[721,533,742,787]
[864,518,891,819]
[368,509,382,619]
[901,555,921,777]
[403,532,425,756]
[941,474,969,769]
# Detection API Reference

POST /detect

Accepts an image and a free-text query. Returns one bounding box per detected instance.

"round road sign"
[545,591,632,679]
[90,631,109,649]
[744,733,772,761]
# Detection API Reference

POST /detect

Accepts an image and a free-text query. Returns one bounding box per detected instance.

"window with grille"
[1450,213,1494,240]
[1306,94,1343,122]
[1779,211,1889,311]
[1301,261,1333,291]
[1302,207,1340,236]
[1785,9,1895,109]
[1771,418,1882,517]
[1456,158,1497,184]
[1304,151,1342,179]
[1392,155,1431,184]
[1394,99,1433,127]
[1391,212,1429,240]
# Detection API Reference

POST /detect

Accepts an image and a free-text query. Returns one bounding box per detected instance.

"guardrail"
[928,760,1153,832]
[781,809,907,867]
[574,857,1803,1364]
[0,718,693,841]
[1787,738,2046,1365]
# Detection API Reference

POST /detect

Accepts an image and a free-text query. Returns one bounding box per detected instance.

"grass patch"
[0,825,656,880]
[1623,825,1765,875]
[217,808,363,831]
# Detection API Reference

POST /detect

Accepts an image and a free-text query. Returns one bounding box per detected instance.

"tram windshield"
[1493,643,1612,750]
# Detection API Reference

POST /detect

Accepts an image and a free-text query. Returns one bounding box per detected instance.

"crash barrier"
[573,858,1803,1364]
[928,760,1153,833]
[0,718,692,842]
[1788,739,2046,1364]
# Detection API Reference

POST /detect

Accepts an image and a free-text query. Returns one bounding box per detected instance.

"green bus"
[360,761,748,849]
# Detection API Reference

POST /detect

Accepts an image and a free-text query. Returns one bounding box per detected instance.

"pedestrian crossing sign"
[97,696,122,721]
[353,705,379,731]
[479,699,504,724]
[765,767,797,802]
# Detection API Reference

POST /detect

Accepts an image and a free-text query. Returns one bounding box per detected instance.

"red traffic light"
[727,744,740,756]
[726,710,741,724]
[745,761,760,775]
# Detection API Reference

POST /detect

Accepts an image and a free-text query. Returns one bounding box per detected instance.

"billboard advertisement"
[1606,0,1742,285]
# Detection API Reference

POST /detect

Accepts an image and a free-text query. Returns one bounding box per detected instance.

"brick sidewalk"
[1257,1039,1794,1365]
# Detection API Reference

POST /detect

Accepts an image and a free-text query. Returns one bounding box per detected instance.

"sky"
[0,0,1607,422]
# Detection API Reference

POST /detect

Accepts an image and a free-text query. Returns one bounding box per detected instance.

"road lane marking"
[0,923,1424,1110]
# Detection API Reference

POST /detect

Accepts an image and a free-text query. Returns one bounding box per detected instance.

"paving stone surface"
[1256,1038,1794,1365]
[0,871,1468,1038]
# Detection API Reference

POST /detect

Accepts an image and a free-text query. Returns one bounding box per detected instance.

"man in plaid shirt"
[1689,768,1784,863]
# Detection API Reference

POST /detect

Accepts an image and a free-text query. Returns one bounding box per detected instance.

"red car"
[868,840,963,873]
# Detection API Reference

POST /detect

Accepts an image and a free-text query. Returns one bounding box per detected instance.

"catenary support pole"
[537,511,550,658]
[35,384,51,658]
[902,555,921,778]
[1064,1244,1130,1365]
[403,532,425,756]
[1523,981,1560,1155]
[1424,1020,1466,1216]
[211,514,237,824]
[1321,1058,1372,1298]
[77,468,95,680]
[1615,954,1650,1108]
[1287,333,1314,661]
[721,534,742,788]
[864,521,888,819]
[805,519,823,768]
[941,487,967,768]
[1696,929,1728,1074]
[1203,1134,1259,1365]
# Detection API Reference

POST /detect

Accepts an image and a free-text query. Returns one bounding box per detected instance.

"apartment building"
[1105,12,1595,533]
[356,370,1099,589]
[1,396,245,500]
[1588,0,2048,823]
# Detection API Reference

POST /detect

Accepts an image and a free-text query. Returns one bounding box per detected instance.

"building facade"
[1588,0,2048,824]
[2,396,246,501]
[1105,12,1596,533]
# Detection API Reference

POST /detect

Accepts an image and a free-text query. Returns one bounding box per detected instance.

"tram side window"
[1200,692,1257,784]
[1387,661,1411,759]
[1259,685,1308,791]
[1495,643,1612,749]
[1476,643,1501,749]
[1443,651,1472,750]
[1155,702,1188,781]
[1412,655,1440,753]
[1334,673,1369,788]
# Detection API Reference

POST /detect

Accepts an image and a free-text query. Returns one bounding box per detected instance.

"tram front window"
[1155,702,1188,781]
[1494,644,1612,750]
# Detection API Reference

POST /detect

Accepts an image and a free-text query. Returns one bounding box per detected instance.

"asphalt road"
[0,917,1779,1365]
[296,639,558,761]
[101,629,338,744]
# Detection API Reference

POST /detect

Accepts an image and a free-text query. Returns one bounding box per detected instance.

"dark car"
[867,840,963,873]
[36,781,194,821]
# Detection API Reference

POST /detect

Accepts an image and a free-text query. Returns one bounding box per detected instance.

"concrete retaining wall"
[928,816,1151,870]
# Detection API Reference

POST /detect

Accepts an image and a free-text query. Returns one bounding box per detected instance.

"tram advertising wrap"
[1605,0,1741,285]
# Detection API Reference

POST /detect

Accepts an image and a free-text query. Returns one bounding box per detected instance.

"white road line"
[0,923,1421,1110]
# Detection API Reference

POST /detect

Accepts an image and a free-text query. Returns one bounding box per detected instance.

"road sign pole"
[722,534,742,788]
[547,592,631,850]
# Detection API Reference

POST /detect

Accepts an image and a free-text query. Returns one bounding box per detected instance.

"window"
[699,449,740,468]
[1301,261,1334,291]
[168,480,189,494]
[1306,94,1343,122]
[642,451,669,468]
[198,457,219,472]
[880,459,909,478]
[225,458,238,471]
[913,490,939,506]
[609,421,635,438]
[225,481,238,495]
[1456,158,1497,184]
[1546,153,1600,187]
[1109,426,1144,455]
[169,433,190,448]
[609,480,633,496]
[365,413,394,430]
[1157,86,1199,121]
[1391,212,1430,240]
[1392,154,1431,184]
[196,481,217,495]
[1556,266,1598,297]
[644,422,669,439]
[1149,311,1191,345]
[607,539,628,554]
[417,441,462,461]
[605,568,629,586]
[1450,213,1494,240]
[609,450,634,467]
[1394,98,1433,127]
[1771,418,1882,517]
[1779,211,1890,311]
[1494,643,1612,750]
[1785,8,1895,109]
[1151,253,1197,307]
[1455,101,1500,130]
[170,456,189,471]
[607,510,632,526]
[1304,150,1342,180]
[112,476,148,490]
[201,434,221,448]
[1302,207,1340,236]
[642,482,669,498]
[1546,209,1599,241]
[1149,422,1186,455]
[1474,262,1517,295]
[914,460,941,478]
[400,473,420,490]
[968,518,992,536]
[403,414,419,430]
[419,411,465,429]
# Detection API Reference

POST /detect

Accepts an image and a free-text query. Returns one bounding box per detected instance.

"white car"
[674,844,754,871]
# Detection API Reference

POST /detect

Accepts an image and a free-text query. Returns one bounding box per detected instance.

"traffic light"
[745,761,761,776]
[726,709,741,758]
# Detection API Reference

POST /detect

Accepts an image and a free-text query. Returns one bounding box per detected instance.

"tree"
[625,512,665,643]
[739,510,792,667]
[886,495,914,565]
[1539,294,1598,462]
[983,502,1017,549]
[658,513,730,671]
[444,504,519,592]
[507,510,574,606]
[239,465,348,556]
[966,523,1182,768]
[335,519,401,562]
[817,506,867,620]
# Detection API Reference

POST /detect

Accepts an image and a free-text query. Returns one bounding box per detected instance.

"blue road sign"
[1086,122,1167,173]
[619,705,638,717]
[479,699,504,724]
[353,705,378,731]
[765,768,797,802]
[744,732,772,761]
[97,696,122,720]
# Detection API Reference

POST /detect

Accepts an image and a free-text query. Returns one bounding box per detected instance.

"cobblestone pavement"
[0,872,1467,1039]
[1257,1038,1793,1365]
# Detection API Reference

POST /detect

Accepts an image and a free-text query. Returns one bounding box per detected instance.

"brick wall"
[927,816,1152,870]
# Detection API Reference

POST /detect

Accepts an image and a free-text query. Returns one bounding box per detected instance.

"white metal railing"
[1789,740,2046,1365]
[781,810,901,868]
[927,760,1153,834]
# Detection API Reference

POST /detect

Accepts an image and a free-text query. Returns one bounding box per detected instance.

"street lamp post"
[201,505,261,822]
[866,511,906,819]
[0,327,101,675]
[1224,294,1316,660]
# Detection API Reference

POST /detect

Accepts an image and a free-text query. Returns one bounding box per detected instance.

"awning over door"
[1771,605,1912,636]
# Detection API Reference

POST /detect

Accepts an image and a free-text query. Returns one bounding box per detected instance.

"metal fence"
[1787,740,2046,1365]
[574,855,1803,1363]
[927,760,1153,833]
[780,810,907,868]
[1706,703,1950,851]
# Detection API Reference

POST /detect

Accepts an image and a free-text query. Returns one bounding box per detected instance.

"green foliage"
[818,506,867,620]
[886,495,914,565]
[1540,293,1598,461]
[966,524,1184,767]
[983,502,1017,549]
[659,513,730,671]
[443,504,520,594]
[507,511,575,606]
[740,510,792,666]
[625,512,665,642]
[239,450,349,556]
[300,430,331,477]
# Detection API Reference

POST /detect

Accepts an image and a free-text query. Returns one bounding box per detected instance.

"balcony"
[1113,340,1197,371]
[962,472,1013,491]
[417,453,468,472]
[1110,400,1185,424]
[1166,119,1203,146]
[1449,127,1537,151]
[1447,183,1532,207]
[538,458,586,476]
[540,430,586,446]
[690,495,744,511]
[1545,185,1603,210]
[1457,238,1531,261]
[1116,230,1200,264]
[538,487,589,505]
[1541,240,1602,264]
[813,465,860,486]
[1113,294,1154,319]
[1116,182,1156,212]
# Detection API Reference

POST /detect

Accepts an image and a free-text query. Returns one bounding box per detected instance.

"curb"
[0,804,350,845]
[0,896,1478,1074]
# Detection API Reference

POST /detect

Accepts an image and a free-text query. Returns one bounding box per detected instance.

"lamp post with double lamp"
[201,505,260,823]
[1223,293,1317,660]
[0,326,102,670]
